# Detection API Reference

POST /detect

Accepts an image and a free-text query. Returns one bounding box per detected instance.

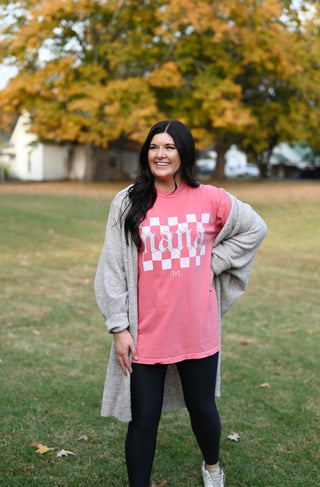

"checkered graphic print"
[140,213,211,272]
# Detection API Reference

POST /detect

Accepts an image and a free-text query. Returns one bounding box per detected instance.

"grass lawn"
[0,181,319,487]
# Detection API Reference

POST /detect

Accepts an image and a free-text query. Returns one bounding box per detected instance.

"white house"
[2,111,140,182]
[268,142,319,179]
[224,145,248,177]
[7,111,70,181]
[196,145,259,178]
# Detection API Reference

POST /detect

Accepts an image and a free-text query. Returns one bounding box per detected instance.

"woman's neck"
[154,176,184,192]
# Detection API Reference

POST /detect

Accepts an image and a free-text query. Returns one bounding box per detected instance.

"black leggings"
[125,353,221,487]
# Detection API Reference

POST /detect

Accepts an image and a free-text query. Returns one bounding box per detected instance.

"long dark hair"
[123,120,199,248]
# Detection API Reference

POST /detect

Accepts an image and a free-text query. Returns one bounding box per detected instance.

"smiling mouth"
[155,161,170,166]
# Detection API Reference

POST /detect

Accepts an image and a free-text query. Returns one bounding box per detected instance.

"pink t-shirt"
[134,183,231,364]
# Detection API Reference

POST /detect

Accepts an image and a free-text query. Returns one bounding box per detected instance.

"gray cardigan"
[94,186,267,422]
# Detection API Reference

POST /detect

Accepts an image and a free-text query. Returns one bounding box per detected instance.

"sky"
[0,64,17,89]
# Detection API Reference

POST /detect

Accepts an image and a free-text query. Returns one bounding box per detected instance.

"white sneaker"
[201,462,225,487]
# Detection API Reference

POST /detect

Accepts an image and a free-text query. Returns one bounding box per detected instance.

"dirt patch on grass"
[1,179,319,203]
[0,181,128,198]
[227,180,320,203]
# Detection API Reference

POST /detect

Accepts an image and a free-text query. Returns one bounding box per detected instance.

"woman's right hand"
[113,329,138,375]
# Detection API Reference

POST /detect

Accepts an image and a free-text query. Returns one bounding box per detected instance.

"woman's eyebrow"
[150,143,176,146]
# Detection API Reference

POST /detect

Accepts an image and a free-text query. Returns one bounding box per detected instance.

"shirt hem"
[132,345,220,365]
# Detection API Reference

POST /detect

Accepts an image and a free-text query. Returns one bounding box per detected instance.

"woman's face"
[148,132,182,190]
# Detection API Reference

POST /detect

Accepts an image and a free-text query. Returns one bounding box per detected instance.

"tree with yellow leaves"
[0,0,319,179]
[0,0,164,146]
[150,0,320,178]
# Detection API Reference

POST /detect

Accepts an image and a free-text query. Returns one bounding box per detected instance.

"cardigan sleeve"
[211,194,267,316]
[94,191,130,334]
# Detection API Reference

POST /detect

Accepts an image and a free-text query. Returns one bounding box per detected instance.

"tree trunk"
[257,140,278,179]
[214,137,231,180]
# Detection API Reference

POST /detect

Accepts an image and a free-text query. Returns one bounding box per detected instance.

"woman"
[95,120,267,487]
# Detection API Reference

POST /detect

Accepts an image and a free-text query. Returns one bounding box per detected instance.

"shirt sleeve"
[214,188,232,235]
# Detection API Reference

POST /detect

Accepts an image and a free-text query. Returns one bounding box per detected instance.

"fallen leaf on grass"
[260,382,271,388]
[31,441,40,447]
[228,433,240,442]
[30,441,55,454]
[78,435,88,441]
[151,481,167,487]
[238,338,255,345]
[57,449,76,458]
[36,445,50,454]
